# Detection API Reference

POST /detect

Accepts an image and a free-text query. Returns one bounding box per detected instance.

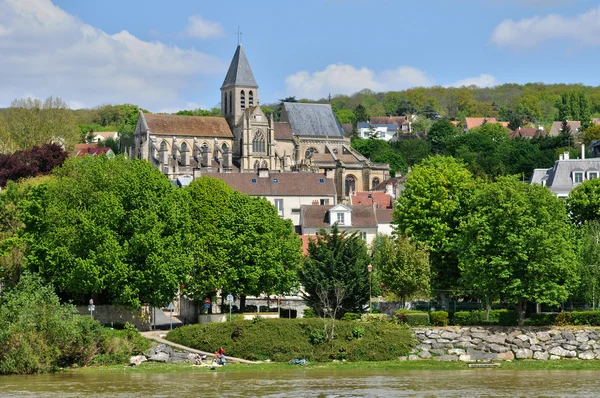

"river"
[1,369,600,397]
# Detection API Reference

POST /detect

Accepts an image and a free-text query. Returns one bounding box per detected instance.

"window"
[251,178,257,184]
[361,232,367,241]
[221,143,228,152]
[252,131,266,153]
[249,91,254,107]
[253,160,260,170]
[320,199,329,205]
[273,178,279,184]
[305,147,318,159]
[160,141,167,150]
[291,208,301,214]
[229,91,233,113]
[261,160,268,169]
[574,172,584,184]
[319,178,325,184]
[224,92,228,114]
[200,143,210,152]
[589,172,598,180]
[274,199,284,217]
[345,175,356,196]
[337,212,345,225]
[372,177,380,189]
[181,142,188,152]
[240,90,246,110]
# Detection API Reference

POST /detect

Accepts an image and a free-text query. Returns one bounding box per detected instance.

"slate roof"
[221,45,258,89]
[531,158,600,194]
[301,205,378,229]
[465,117,498,130]
[143,113,233,138]
[273,122,294,141]
[549,121,581,137]
[201,173,337,197]
[283,103,345,137]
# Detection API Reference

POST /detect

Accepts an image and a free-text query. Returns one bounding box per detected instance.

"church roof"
[283,103,345,137]
[273,122,294,141]
[143,113,233,138]
[221,45,258,89]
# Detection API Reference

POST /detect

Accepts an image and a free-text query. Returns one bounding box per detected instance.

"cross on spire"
[235,26,242,45]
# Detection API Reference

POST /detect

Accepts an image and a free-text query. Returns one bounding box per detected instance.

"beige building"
[132,44,389,201]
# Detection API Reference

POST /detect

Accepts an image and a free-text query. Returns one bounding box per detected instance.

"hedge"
[452,310,518,326]
[166,318,414,362]
[571,311,600,326]
[430,311,449,326]
[342,312,361,321]
[405,313,430,326]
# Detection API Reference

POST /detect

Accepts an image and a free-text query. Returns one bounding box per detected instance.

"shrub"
[452,310,517,326]
[302,308,316,318]
[497,309,518,326]
[570,311,600,326]
[360,314,389,323]
[342,312,361,321]
[429,311,449,326]
[554,312,572,326]
[405,313,430,326]
[526,313,556,326]
[166,318,414,362]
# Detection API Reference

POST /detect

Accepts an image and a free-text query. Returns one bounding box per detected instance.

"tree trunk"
[485,297,491,321]
[240,295,247,312]
[220,295,224,314]
[517,299,525,326]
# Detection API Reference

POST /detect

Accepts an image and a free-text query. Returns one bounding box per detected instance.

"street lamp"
[367,264,373,314]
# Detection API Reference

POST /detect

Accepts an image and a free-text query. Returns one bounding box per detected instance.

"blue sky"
[1,0,599,112]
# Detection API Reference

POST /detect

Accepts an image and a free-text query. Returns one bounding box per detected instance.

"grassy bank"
[71,359,600,375]
[166,318,414,362]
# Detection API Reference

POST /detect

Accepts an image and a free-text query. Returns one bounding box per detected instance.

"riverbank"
[69,359,600,375]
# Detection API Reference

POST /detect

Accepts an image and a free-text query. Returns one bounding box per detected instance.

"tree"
[273,96,297,121]
[396,99,417,116]
[394,156,476,293]
[21,156,191,309]
[582,124,600,147]
[427,120,457,154]
[393,139,431,167]
[219,192,302,310]
[300,224,370,318]
[458,177,579,325]
[371,234,430,307]
[566,178,600,226]
[354,104,369,124]
[0,144,68,187]
[574,221,600,307]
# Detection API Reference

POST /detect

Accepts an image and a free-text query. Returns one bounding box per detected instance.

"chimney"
[258,168,269,178]
[564,151,570,161]
[582,144,586,160]
[559,154,564,161]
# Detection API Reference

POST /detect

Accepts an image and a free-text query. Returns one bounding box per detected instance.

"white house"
[356,123,398,141]
[89,131,119,143]
[299,204,378,245]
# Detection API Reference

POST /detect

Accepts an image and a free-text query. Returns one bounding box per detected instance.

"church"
[132,44,389,200]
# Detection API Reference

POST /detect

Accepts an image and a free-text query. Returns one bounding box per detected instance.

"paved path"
[141,331,259,364]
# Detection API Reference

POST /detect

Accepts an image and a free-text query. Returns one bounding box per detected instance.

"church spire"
[221,45,258,89]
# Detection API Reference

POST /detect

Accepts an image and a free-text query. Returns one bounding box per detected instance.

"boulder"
[416,344,431,351]
[562,331,575,341]
[516,334,529,342]
[430,349,446,355]
[497,351,515,361]
[487,343,508,353]
[533,351,548,360]
[578,343,591,352]
[148,352,170,362]
[459,354,472,362]
[169,352,192,363]
[467,348,497,361]
[549,346,569,357]
[440,331,461,340]
[433,355,458,361]
[129,355,147,364]
[419,351,432,359]
[515,349,533,360]
[549,355,561,360]
[448,348,466,356]
[408,355,422,361]
[579,351,595,360]
[536,332,551,342]
[483,335,507,345]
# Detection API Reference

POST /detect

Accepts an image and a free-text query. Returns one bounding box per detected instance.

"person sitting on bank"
[215,347,226,365]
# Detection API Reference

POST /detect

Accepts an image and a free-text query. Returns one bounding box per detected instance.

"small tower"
[221,44,259,129]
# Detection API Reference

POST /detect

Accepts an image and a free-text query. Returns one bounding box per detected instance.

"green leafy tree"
[300,224,370,318]
[394,156,476,292]
[566,178,600,225]
[583,124,600,147]
[574,221,600,306]
[371,234,430,307]
[393,139,431,167]
[354,104,369,124]
[427,120,457,154]
[396,99,417,116]
[21,156,191,309]
[458,177,579,325]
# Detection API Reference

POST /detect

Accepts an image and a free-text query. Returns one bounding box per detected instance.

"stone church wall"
[408,327,600,361]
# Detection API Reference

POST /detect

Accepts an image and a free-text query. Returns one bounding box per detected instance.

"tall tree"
[566,178,600,226]
[354,104,369,124]
[0,144,68,187]
[458,177,578,325]
[300,224,370,317]
[427,120,457,154]
[394,156,476,293]
[371,234,430,307]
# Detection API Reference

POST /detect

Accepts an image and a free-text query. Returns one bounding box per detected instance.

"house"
[464,117,498,131]
[510,127,545,139]
[299,204,378,245]
[132,44,389,201]
[370,116,412,133]
[372,176,406,199]
[356,123,398,141]
[75,145,114,157]
[89,131,119,143]
[350,191,392,208]
[202,171,337,228]
[530,145,599,198]
[375,208,395,236]
[549,121,581,137]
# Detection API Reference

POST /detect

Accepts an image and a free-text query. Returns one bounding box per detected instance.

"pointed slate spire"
[221,44,258,89]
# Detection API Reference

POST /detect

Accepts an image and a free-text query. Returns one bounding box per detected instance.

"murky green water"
[1,369,600,397]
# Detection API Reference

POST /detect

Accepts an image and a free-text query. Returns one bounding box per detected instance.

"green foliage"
[166,319,414,362]
[342,312,361,321]
[371,234,430,306]
[404,313,430,326]
[554,312,572,326]
[175,108,221,117]
[351,326,365,339]
[566,179,600,225]
[360,314,390,323]
[300,224,370,318]
[458,177,579,325]
[428,120,458,153]
[21,156,191,308]
[451,310,518,326]
[570,311,600,326]
[302,308,316,318]
[429,311,449,326]
[526,313,557,326]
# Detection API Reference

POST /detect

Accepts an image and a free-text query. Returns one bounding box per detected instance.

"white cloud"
[0,0,226,110]
[448,74,499,88]
[285,64,433,99]
[492,6,600,49]
[184,15,224,39]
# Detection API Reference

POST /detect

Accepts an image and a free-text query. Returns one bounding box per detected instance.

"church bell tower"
[221,44,259,129]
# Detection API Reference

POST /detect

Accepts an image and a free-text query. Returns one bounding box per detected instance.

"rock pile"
[408,327,600,361]
[128,343,196,364]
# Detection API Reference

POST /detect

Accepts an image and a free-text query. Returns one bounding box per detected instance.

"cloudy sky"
[0,0,599,112]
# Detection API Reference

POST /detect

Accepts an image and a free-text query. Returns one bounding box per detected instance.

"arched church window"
[305,147,318,159]
[254,160,260,170]
[261,161,268,169]
[224,92,228,114]
[240,90,246,110]
[372,177,380,189]
[229,91,233,113]
[160,141,167,151]
[252,131,266,153]
[221,142,229,152]
[249,91,254,107]
[201,142,210,152]
[181,142,188,152]
[345,175,356,196]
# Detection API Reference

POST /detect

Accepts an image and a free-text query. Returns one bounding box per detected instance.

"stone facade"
[409,327,600,361]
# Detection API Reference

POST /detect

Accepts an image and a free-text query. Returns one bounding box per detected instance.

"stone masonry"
[408,327,600,361]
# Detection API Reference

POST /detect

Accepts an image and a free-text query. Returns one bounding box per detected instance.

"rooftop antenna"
[236,26,242,45]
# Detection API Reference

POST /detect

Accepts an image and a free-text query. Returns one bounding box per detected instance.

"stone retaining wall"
[76,305,151,331]
[410,327,600,361]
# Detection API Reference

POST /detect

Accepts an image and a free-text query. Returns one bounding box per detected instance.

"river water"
[1,369,600,397]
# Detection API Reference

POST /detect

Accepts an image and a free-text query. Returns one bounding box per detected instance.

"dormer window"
[337,212,345,225]
[589,172,598,180]
[574,172,584,184]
